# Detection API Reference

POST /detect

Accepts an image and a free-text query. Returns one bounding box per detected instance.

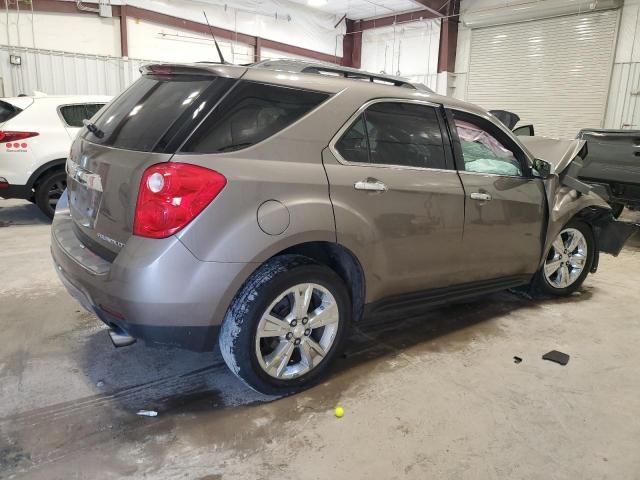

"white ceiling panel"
[286,0,425,20]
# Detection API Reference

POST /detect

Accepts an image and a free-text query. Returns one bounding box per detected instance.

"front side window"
[181,82,329,153]
[335,102,447,170]
[452,113,523,176]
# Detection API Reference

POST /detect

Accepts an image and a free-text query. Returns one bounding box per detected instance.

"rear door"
[324,100,466,303]
[67,70,240,258]
[447,109,546,282]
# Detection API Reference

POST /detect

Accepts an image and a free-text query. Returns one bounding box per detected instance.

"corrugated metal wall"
[466,9,619,139]
[0,45,154,98]
[604,2,640,129]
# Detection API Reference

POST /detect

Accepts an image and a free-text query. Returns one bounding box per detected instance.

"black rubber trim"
[94,305,220,352]
[364,275,532,319]
[0,184,31,199]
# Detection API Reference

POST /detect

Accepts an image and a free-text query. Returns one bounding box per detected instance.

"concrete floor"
[1,198,640,480]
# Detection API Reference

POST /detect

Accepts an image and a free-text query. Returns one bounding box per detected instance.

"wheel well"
[277,241,366,322]
[29,159,66,190]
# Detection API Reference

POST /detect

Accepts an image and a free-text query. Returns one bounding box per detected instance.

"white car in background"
[0,94,111,218]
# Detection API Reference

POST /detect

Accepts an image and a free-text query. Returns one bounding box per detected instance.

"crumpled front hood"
[519,136,587,175]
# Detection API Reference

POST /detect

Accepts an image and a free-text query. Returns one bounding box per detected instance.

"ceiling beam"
[354,9,441,31]
[18,0,341,64]
[410,0,449,17]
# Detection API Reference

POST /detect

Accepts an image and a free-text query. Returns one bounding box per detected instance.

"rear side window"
[0,101,21,123]
[59,103,106,127]
[336,102,447,169]
[83,75,233,152]
[181,81,329,153]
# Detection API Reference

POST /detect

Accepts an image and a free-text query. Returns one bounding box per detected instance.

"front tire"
[531,220,595,297]
[35,169,66,219]
[219,255,351,395]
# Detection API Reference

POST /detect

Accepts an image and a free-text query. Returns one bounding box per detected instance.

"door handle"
[470,192,492,201]
[354,179,388,192]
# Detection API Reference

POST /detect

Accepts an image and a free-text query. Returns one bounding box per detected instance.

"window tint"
[0,101,21,123]
[335,102,447,169]
[453,115,522,176]
[83,75,232,152]
[336,115,369,163]
[182,81,329,153]
[366,103,446,169]
[59,103,105,127]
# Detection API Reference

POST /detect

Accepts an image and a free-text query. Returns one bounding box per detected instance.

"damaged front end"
[520,137,639,266]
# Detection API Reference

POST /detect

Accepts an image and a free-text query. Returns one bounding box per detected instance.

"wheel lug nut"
[290,320,297,327]
[286,332,293,340]
[304,329,311,336]
[294,338,301,345]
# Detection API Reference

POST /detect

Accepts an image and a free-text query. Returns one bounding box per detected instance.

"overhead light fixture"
[308,0,328,6]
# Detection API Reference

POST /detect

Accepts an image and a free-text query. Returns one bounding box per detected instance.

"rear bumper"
[0,183,31,199]
[51,203,253,351]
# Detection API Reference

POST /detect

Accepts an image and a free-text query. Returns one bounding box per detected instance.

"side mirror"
[513,124,535,137]
[533,158,552,179]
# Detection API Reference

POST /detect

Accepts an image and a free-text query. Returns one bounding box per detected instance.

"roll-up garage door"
[466,10,619,138]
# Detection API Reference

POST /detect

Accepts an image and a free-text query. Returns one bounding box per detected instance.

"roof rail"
[251,59,433,92]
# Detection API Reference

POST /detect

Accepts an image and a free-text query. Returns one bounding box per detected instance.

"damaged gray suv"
[51,60,636,395]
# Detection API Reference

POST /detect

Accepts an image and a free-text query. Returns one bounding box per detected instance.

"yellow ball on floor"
[335,406,344,418]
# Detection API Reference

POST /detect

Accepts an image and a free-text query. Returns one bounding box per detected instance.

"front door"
[447,109,546,282]
[323,100,466,303]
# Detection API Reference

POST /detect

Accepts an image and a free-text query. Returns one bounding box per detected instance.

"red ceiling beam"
[23,0,341,64]
[354,9,440,32]
[437,0,460,73]
[119,5,129,57]
[342,19,362,68]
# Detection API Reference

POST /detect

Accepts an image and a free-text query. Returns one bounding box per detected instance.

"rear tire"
[530,220,595,297]
[35,169,66,220]
[219,255,351,396]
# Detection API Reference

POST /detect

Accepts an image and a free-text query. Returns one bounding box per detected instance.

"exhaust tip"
[108,328,136,348]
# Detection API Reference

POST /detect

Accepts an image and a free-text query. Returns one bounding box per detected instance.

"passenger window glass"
[335,102,447,170]
[366,103,446,169]
[453,116,523,176]
[335,115,369,163]
[182,81,329,153]
[60,103,105,128]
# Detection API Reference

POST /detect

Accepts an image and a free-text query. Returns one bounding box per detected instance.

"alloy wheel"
[255,283,340,380]
[544,228,588,289]
[48,178,66,210]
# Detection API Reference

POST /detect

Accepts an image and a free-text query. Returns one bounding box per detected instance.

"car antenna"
[203,11,228,64]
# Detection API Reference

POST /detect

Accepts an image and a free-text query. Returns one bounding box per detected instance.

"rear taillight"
[0,131,39,143]
[133,163,226,239]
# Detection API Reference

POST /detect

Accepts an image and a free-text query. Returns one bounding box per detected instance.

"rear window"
[59,103,106,127]
[181,81,329,153]
[83,75,234,152]
[0,101,21,123]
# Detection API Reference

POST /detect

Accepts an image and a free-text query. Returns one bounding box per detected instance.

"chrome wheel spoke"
[293,283,313,319]
[544,259,562,277]
[565,232,581,253]
[552,237,565,254]
[558,264,570,288]
[308,302,338,329]
[299,341,314,370]
[304,337,326,359]
[570,253,586,268]
[257,314,290,338]
[265,341,295,377]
